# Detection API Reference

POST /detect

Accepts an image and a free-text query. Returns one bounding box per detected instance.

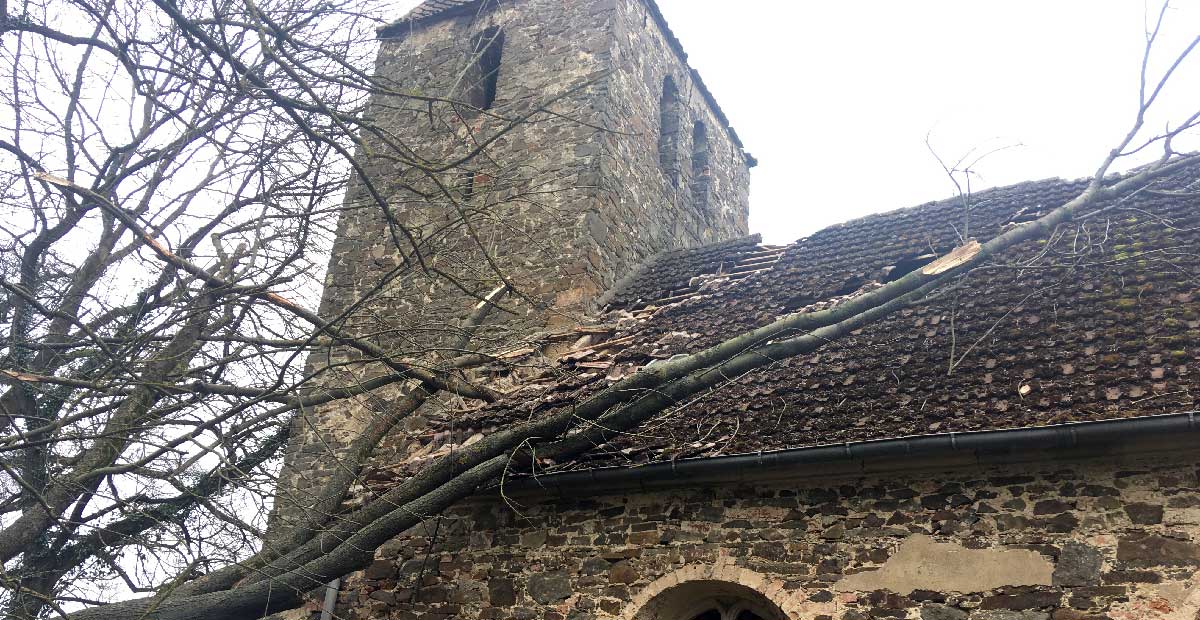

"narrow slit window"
[458,170,475,200]
[691,120,710,208]
[466,27,504,110]
[659,76,682,187]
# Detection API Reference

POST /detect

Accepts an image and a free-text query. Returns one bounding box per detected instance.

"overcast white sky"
[397,1,1200,244]
[654,1,1200,244]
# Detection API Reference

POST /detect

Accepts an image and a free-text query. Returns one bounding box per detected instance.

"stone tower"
[326,0,753,340]
[270,0,753,536]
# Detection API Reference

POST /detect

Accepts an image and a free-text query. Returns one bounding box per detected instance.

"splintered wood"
[922,239,981,275]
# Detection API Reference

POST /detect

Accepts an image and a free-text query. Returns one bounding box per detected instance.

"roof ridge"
[787,154,1200,248]
[786,175,1074,247]
[779,160,1194,250]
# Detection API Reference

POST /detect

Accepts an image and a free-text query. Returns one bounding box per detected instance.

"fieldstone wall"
[271,0,612,535]
[592,0,752,288]
[332,445,1200,620]
[323,0,613,344]
[271,0,752,543]
[321,0,752,348]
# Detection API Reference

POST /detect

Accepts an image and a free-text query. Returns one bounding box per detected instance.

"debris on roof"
[353,162,1200,498]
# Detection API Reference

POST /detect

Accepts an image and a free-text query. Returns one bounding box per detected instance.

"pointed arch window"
[690,120,711,208]
[658,76,682,187]
[466,27,504,110]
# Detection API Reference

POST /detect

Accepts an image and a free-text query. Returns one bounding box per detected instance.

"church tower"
[271,0,753,537]
[324,0,754,340]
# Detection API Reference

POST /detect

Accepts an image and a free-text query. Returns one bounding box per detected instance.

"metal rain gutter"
[500,411,1200,496]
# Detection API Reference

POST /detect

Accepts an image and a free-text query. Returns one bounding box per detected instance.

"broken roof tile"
[377,161,1200,477]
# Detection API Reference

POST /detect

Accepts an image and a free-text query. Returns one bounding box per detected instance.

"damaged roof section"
[357,163,1200,492]
[601,234,778,311]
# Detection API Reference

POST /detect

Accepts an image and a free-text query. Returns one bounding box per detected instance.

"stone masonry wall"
[333,444,1200,620]
[272,0,753,539]
[589,0,751,290]
[320,0,751,347]
[271,0,617,537]
[324,0,613,341]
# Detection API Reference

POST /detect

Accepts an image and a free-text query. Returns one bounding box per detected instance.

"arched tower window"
[658,76,682,187]
[466,27,504,110]
[690,120,710,208]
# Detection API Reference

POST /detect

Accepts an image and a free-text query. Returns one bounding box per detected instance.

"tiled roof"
[405,0,483,23]
[376,0,492,37]
[404,0,478,20]
[600,234,778,310]
[359,162,1200,488]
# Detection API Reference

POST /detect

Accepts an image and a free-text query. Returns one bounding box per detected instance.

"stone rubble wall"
[321,0,751,348]
[592,0,751,290]
[324,0,614,341]
[334,446,1200,620]
[270,0,617,537]
[271,0,752,542]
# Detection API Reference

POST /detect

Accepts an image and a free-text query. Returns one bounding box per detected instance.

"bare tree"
[0,0,579,614]
[0,0,1197,618]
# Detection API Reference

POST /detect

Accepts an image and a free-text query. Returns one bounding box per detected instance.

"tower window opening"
[691,120,711,208]
[659,76,682,187]
[466,27,504,110]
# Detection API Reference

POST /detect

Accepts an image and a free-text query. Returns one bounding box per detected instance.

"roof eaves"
[498,411,1200,496]
[377,0,499,39]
